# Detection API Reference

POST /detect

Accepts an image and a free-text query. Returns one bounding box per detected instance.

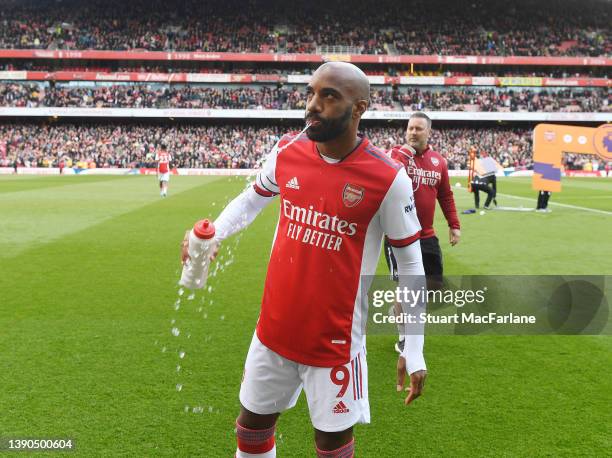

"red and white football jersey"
[253,133,421,367]
[156,151,171,174]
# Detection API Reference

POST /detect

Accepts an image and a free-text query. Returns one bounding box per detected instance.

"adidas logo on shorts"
[332,400,350,414]
[286,177,300,190]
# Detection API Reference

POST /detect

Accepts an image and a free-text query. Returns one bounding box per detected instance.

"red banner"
[0,49,609,67]
[444,76,474,85]
[563,170,607,177]
[542,78,610,87]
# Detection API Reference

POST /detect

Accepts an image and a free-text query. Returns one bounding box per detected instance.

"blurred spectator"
[0,0,608,56]
[1,83,608,112]
[0,122,544,170]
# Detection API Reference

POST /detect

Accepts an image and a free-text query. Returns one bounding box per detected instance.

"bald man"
[183,62,427,457]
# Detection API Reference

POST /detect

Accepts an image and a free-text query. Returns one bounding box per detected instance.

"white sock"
[235,445,276,457]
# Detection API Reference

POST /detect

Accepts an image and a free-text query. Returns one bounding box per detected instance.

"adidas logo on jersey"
[286,177,300,190]
[332,401,350,414]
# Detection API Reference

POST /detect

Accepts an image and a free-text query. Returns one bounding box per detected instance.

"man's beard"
[305,107,353,142]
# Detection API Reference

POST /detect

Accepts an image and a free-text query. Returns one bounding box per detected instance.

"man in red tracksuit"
[385,112,461,353]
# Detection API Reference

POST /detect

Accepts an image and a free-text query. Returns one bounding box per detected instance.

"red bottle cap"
[193,219,215,239]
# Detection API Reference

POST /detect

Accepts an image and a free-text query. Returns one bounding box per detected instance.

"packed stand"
[0,0,608,56]
[0,122,541,170]
[397,87,610,112]
[1,83,609,112]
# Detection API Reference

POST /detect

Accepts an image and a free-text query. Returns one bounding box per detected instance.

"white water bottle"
[179,219,216,289]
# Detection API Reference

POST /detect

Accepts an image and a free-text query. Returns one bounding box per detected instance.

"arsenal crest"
[342,183,365,208]
[431,157,439,166]
[544,130,556,142]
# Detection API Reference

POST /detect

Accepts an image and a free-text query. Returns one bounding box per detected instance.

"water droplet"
[171,327,180,337]
[171,319,175,324]
[207,286,213,293]
[203,313,208,319]
[176,384,183,392]
[184,405,190,412]
[178,288,185,296]
[187,293,195,301]
[212,202,216,206]
[197,307,202,312]
[161,346,167,353]
[187,333,191,339]
[176,365,181,372]
[179,351,186,359]
[220,315,225,321]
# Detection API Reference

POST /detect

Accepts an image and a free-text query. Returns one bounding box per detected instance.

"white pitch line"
[496,192,612,216]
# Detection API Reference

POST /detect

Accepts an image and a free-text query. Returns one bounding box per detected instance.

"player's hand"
[401,144,416,155]
[209,239,220,261]
[181,231,221,265]
[181,230,190,265]
[396,356,427,405]
[449,228,461,246]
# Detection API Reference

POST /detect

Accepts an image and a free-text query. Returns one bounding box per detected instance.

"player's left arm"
[379,168,427,405]
[437,157,461,246]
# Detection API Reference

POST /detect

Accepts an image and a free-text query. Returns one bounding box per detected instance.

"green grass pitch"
[0,175,610,457]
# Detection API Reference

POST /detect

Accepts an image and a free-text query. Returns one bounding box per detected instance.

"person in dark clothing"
[536,190,552,212]
[471,174,496,209]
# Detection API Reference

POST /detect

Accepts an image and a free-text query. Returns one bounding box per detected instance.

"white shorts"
[239,333,370,432]
[158,172,170,182]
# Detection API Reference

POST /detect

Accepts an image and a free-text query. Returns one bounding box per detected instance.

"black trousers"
[384,236,443,286]
[472,182,495,208]
[536,191,551,209]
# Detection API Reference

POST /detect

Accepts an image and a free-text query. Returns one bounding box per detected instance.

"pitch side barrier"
[0,107,609,122]
[2,168,609,177]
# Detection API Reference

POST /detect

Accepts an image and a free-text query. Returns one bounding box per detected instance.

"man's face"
[405,117,430,152]
[304,69,355,142]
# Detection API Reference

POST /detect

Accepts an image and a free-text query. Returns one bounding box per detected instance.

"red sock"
[316,438,355,458]
[236,421,275,455]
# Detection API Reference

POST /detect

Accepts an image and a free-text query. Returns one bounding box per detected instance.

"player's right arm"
[181,144,280,264]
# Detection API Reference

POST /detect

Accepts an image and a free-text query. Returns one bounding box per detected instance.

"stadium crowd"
[1,83,608,112]
[0,0,608,56]
[0,122,536,170]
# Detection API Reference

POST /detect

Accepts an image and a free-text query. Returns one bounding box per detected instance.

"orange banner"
[532,123,611,192]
